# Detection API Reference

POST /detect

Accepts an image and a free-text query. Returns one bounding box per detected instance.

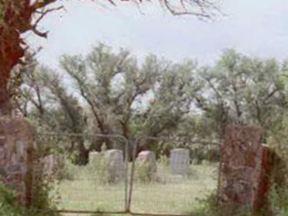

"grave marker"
[170,148,190,175]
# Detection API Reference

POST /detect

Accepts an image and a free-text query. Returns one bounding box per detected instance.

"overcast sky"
[26,0,288,69]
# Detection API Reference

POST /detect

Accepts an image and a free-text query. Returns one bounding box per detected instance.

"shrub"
[55,157,76,181]
[26,151,62,215]
[0,183,22,216]
[268,183,288,216]
[0,182,60,216]
[266,120,288,215]
[61,150,124,185]
[136,162,152,183]
[194,193,251,216]
[159,155,169,167]
[135,160,157,183]
[30,176,60,216]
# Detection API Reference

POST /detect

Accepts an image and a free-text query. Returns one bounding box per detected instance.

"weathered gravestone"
[105,149,125,183]
[0,117,36,206]
[136,151,157,181]
[218,125,274,212]
[170,148,190,175]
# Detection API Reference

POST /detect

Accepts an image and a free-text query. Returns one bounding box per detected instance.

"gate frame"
[127,136,220,216]
[37,132,130,215]
[35,132,220,216]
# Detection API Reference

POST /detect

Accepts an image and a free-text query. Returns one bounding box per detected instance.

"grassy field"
[53,161,218,216]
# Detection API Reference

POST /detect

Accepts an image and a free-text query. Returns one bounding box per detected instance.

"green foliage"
[159,154,169,167]
[194,193,251,216]
[18,43,203,153]
[30,179,59,216]
[17,46,288,166]
[0,183,22,216]
[0,182,59,216]
[190,144,220,164]
[0,138,61,216]
[268,114,288,162]
[0,2,4,24]
[269,184,288,216]
[58,148,117,185]
[199,49,287,137]
[135,161,156,183]
[29,158,61,216]
[19,64,89,165]
[266,124,288,215]
[86,152,111,184]
[55,159,77,181]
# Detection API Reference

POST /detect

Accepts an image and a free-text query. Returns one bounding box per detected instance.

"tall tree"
[18,44,203,161]
[16,58,89,164]
[19,48,288,162]
[198,49,287,137]
[61,44,202,149]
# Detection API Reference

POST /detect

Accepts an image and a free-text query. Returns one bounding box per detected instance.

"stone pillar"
[170,148,190,175]
[218,125,273,212]
[253,145,275,211]
[105,149,125,183]
[0,117,36,206]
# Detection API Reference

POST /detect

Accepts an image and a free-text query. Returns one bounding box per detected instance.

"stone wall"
[0,117,36,206]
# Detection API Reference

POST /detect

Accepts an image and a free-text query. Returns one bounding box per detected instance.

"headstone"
[137,151,157,170]
[136,151,157,181]
[105,149,125,183]
[170,148,190,175]
[218,125,274,212]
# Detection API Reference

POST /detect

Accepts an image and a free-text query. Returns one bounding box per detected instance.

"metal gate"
[127,136,219,216]
[34,133,219,215]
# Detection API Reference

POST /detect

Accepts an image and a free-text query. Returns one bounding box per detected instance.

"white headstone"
[170,148,190,175]
[105,149,125,183]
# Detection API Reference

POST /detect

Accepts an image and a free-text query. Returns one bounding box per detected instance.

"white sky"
[26,0,288,69]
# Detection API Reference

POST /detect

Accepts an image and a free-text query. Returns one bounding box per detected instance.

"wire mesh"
[32,133,220,215]
[34,132,129,214]
[128,136,220,215]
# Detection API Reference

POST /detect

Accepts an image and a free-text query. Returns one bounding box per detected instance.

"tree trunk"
[0,57,13,116]
[0,84,11,116]
[0,24,25,116]
[75,141,89,165]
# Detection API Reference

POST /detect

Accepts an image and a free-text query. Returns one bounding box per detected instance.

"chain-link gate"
[127,136,220,216]
[34,132,130,215]
[33,132,220,215]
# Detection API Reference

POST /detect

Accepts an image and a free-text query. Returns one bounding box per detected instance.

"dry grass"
[53,162,218,216]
